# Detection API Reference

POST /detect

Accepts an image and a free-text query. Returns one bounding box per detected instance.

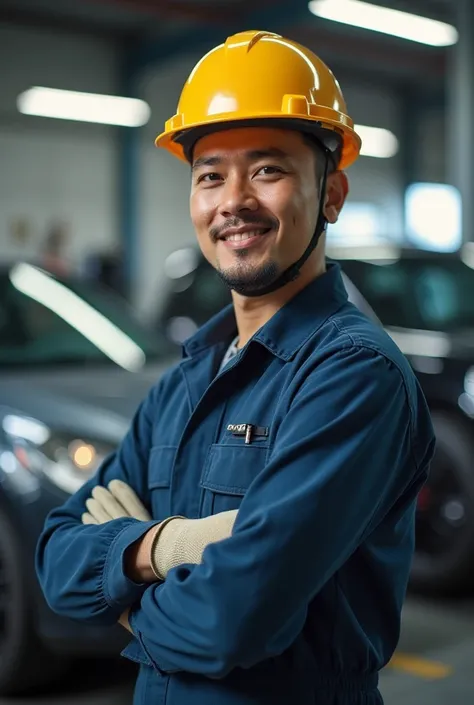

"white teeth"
[224,230,267,242]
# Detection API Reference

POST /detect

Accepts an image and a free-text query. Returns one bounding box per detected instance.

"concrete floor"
[380,595,474,705]
[2,596,473,705]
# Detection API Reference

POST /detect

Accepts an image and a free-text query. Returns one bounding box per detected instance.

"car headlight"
[2,414,116,495]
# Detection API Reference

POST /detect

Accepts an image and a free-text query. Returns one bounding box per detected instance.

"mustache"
[210,215,279,243]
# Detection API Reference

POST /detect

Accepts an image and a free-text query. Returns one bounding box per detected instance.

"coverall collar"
[182,260,348,361]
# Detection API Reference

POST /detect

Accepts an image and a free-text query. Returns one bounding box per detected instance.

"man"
[36,30,436,705]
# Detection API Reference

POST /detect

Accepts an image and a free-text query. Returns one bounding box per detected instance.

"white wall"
[0,25,119,267]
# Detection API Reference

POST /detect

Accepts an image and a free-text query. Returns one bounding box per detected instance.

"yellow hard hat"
[155,30,362,170]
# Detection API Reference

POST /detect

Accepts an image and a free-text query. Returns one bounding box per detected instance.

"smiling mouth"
[221,228,272,242]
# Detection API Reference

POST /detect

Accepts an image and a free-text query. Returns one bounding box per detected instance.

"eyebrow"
[191,148,291,172]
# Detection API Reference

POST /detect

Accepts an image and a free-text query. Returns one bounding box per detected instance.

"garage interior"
[0,1,473,703]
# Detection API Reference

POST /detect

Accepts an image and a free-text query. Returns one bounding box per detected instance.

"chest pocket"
[199,443,268,515]
[147,446,175,520]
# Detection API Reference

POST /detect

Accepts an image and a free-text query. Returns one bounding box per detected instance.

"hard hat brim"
[156,114,361,171]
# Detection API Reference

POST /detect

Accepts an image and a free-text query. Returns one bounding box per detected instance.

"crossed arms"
[81,479,237,630]
[36,347,422,678]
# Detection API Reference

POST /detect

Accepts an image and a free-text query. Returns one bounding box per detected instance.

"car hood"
[0,357,178,443]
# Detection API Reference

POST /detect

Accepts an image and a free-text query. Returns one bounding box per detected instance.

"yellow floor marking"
[388,652,453,680]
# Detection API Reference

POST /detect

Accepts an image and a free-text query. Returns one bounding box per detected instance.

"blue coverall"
[36,262,436,705]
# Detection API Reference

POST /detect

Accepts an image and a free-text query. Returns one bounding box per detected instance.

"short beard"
[215,254,280,296]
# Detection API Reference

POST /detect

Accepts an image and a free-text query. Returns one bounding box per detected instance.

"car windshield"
[341,256,474,332]
[0,262,169,369]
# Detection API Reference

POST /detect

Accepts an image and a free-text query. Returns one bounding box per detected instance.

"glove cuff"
[149,516,186,580]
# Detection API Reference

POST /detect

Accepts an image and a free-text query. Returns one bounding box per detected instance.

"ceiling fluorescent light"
[309,0,458,47]
[17,87,151,127]
[355,124,398,158]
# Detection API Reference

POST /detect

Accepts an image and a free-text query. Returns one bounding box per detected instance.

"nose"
[218,174,259,217]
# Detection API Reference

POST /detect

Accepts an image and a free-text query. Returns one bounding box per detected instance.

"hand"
[150,511,238,579]
[122,508,239,583]
[123,511,238,583]
[81,480,152,524]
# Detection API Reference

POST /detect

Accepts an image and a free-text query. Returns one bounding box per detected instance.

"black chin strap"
[243,148,330,297]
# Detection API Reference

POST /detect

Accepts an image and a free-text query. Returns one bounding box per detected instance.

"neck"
[232,256,326,349]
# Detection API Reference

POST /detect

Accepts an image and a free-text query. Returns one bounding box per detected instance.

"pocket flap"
[148,446,176,489]
[201,444,267,495]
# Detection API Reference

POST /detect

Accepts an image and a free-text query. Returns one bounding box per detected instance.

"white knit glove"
[81,482,238,580]
[81,480,152,524]
[149,510,238,580]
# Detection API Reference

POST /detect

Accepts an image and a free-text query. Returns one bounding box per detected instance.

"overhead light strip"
[308,0,458,47]
[355,124,398,158]
[17,87,151,127]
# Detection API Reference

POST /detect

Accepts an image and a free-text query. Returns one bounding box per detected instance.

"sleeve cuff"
[126,598,180,674]
[122,608,156,668]
[102,520,160,611]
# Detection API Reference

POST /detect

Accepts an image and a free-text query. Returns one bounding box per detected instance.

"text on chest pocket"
[199,443,268,515]
[147,446,176,520]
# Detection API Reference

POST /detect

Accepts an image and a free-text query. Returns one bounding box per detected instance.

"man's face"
[189,127,327,296]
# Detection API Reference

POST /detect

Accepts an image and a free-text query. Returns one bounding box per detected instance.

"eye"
[256,165,284,176]
[197,172,222,184]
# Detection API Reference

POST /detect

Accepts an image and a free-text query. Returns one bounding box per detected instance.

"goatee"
[216,258,280,296]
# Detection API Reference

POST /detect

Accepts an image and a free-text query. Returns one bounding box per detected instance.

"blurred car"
[0,261,178,694]
[157,243,474,598]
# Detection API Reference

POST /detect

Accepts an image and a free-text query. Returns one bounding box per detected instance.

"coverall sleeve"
[35,382,162,627]
[127,346,433,677]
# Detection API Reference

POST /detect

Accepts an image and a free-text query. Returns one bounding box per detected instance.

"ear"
[323,171,349,224]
